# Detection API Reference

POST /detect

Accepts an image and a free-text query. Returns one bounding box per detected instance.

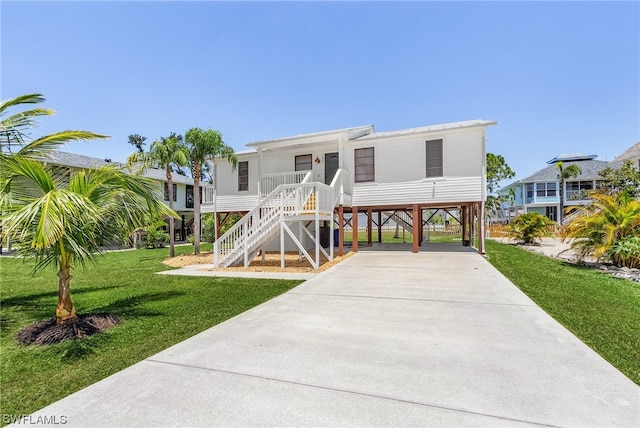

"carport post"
[352,206,358,252]
[367,208,373,246]
[338,205,344,256]
[412,204,419,253]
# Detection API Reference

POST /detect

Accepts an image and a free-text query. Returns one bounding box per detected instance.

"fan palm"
[184,128,236,255]
[556,161,581,224]
[127,133,187,257]
[564,192,640,266]
[0,155,177,323]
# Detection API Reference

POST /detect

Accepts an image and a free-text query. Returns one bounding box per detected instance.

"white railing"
[202,185,215,205]
[213,181,334,268]
[260,171,311,198]
[330,168,351,205]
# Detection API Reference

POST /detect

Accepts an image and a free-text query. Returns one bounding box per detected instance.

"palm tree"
[556,161,581,224]
[0,155,176,324]
[127,134,147,153]
[127,133,187,258]
[184,128,236,255]
[564,192,640,267]
[1,93,108,158]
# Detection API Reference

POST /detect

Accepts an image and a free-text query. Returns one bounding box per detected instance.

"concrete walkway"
[23,249,639,427]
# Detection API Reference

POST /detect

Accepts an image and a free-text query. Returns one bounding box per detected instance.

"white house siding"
[352,176,483,207]
[214,153,259,196]
[207,195,259,213]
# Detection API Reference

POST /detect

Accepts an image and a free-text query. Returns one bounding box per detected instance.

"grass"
[343,229,461,244]
[485,239,640,385]
[0,244,302,418]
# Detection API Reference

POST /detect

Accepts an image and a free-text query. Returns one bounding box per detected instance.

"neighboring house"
[40,151,206,240]
[205,119,496,268]
[498,153,609,223]
[611,141,640,170]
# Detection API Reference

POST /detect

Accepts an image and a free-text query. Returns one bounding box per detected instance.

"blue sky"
[2,1,638,183]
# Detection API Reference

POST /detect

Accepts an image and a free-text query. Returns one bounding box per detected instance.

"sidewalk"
[20,250,639,427]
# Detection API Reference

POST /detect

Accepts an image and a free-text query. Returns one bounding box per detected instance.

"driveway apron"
[22,249,640,427]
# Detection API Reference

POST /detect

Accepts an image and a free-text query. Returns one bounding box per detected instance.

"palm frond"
[19,130,109,158]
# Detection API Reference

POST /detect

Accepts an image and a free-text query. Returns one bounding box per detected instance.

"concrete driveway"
[22,247,639,427]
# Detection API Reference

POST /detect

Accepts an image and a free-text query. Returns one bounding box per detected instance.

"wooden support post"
[412,204,419,253]
[215,212,221,238]
[479,201,486,254]
[352,206,359,252]
[377,211,382,243]
[367,208,373,246]
[462,205,468,246]
[418,208,423,246]
[338,205,344,256]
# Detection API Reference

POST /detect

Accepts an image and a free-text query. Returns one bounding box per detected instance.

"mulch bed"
[14,313,122,346]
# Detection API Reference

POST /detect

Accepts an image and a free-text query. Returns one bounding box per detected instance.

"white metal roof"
[353,119,497,141]
[246,125,375,148]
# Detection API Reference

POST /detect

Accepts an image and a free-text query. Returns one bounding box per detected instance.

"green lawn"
[343,229,461,244]
[485,239,640,385]
[0,245,302,418]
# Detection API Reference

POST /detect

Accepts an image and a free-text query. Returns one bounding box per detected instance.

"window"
[526,183,534,199]
[238,161,249,191]
[426,139,443,178]
[186,185,194,208]
[565,181,593,200]
[164,183,177,202]
[536,182,557,197]
[354,147,375,182]
[295,154,312,171]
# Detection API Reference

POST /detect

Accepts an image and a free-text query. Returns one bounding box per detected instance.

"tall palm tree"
[556,161,581,224]
[184,128,236,255]
[127,133,187,258]
[0,155,176,324]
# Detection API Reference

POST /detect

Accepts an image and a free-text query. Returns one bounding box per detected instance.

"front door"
[324,152,339,185]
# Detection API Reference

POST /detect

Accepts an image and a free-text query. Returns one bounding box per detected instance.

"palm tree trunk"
[559,180,564,225]
[167,166,175,258]
[56,261,76,324]
[193,161,201,255]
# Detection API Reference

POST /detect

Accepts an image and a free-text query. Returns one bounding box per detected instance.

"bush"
[142,220,169,249]
[606,236,640,269]
[508,212,554,244]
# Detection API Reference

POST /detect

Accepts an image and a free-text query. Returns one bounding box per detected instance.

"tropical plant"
[556,161,581,224]
[184,128,236,255]
[508,212,554,244]
[127,132,187,258]
[1,93,108,158]
[142,219,170,249]
[564,192,640,267]
[0,155,176,324]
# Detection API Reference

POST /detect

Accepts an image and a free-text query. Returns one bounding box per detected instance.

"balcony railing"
[259,171,311,198]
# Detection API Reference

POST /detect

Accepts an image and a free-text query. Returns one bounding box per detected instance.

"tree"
[127,134,147,153]
[127,133,187,258]
[1,156,176,323]
[508,212,554,244]
[485,153,515,220]
[184,128,236,255]
[556,161,581,224]
[1,93,108,158]
[597,160,640,199]
[564,192,640,267]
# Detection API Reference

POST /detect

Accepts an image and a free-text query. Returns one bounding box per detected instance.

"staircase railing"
[213,181,334,268]
[260,171,311,198]
[330,169,351,205]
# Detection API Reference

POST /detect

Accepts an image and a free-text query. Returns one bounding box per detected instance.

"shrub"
[508,212,554,244]
[564,192,640,267]
[143,221,170,249]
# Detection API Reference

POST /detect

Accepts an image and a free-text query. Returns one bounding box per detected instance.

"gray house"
[498,153,609,222]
